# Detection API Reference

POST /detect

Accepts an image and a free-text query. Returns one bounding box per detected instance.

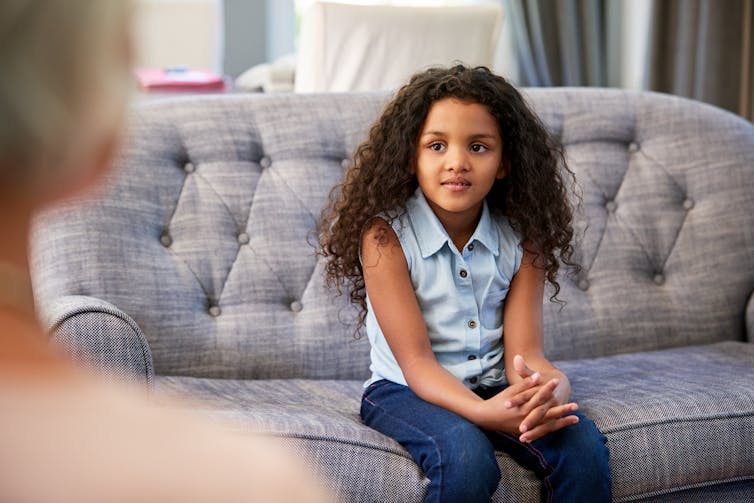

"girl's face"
[413,97,505,228]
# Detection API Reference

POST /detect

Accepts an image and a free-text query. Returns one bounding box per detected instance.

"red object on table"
[135,67,226,91]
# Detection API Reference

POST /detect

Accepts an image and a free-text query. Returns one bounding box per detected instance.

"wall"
[134,0,224,72]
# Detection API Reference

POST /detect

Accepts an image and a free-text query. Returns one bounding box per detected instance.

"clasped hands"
[475,355,579,443]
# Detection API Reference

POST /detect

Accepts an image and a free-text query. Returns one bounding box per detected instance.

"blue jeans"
[361,380,612,503]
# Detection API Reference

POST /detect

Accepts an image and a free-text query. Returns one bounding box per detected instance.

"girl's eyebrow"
[469,133,499,140]
[420,131,499,140]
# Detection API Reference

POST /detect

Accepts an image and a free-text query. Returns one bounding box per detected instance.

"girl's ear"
[496,158,509,179]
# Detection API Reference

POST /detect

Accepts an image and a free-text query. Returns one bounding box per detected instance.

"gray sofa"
[31,89,754,502]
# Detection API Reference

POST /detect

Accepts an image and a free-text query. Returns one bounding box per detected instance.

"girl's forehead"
[422,98,499,134]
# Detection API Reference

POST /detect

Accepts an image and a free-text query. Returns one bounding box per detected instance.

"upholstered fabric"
[31,90,754,378]
[33,93,385,380]
[29,89,754,501]
[43,295,153,388]
[154,341,753,502]
[746,292,754,342]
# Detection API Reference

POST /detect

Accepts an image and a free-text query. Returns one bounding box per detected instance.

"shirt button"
[468,320,477,329]
[159,231,172,247]
[237,232,250,245]
[468,354,477,361]
[467,243,474,251]
[469,377,479,384]
[290,300,303,312]
[459,269,468,278]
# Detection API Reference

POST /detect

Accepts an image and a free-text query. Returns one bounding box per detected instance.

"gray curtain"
[504,0,622,87]
[646,0,754,121]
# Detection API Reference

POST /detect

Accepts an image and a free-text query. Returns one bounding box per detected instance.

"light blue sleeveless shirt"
[364,187,524,389]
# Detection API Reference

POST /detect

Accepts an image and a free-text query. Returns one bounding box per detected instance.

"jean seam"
[497,431,555,503]
[361,387,446,503]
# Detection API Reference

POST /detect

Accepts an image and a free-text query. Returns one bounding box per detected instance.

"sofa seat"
[154,341,754,502]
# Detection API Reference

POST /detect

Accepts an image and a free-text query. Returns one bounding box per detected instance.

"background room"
[133,0,754,122]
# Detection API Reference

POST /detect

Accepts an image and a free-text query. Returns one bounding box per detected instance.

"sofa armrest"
[41,295,154,389]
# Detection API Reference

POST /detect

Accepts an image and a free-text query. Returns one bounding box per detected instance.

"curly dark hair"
[319,64,579,330]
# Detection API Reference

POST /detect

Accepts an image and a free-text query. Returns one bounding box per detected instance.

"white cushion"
[295,1,503,93]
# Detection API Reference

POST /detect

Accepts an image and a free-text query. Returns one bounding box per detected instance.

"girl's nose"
[445,146,470,172]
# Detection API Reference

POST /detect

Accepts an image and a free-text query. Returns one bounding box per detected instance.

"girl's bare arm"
[502,249,579,440]
[503,249,570,398]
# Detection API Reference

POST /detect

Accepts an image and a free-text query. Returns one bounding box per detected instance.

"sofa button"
[184,162,196,173]
[290,300,303,313]
[605,200,617,213]
[159,231,172,247]
[208,305,221,317]
[628,141,640,153]
[467,320,477,329]
[341,158,350,169]
[683,198,695,210]
[653,273,665,285]
[578,278,590,291]
[260,156,271,168]
[237,232,250,245]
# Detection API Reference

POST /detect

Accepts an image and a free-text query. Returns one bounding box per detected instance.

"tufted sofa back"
[31,90,754,380]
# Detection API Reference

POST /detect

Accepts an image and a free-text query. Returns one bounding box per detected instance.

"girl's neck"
[428,201,484,253]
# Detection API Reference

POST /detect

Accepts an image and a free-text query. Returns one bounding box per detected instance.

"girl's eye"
[429,142,445,152]
[470,144,488,153]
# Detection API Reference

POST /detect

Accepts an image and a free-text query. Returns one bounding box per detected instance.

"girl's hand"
[473,375,578,442]
[510,354,571,406]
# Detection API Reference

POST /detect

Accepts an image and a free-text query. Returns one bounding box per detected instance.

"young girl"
[320,65,611,502]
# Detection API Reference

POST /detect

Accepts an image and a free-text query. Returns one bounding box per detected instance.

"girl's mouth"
[441,177,471,191]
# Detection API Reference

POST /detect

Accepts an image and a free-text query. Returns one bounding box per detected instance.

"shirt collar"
[407,187,500,259]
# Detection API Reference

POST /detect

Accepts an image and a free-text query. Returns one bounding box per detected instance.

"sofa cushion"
[155,341,753,502]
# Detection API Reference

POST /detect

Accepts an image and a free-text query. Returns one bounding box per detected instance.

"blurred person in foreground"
[0,1,331,501]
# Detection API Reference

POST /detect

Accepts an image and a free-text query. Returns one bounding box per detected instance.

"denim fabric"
[365,187,523,389]
[361,379,611,503]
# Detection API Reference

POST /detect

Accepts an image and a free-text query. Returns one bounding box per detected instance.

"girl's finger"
[513,354,535,378]
[519,415,580,443]
[505,386,540,408]
[500,372,541,401]
[544,402,579,420]
[520,378,558,412]
[519,401,553,433]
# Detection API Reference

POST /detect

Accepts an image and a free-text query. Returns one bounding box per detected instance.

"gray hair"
[0,0,133,189]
